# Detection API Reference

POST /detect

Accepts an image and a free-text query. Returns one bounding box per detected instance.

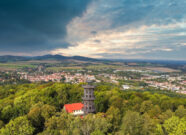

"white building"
[122,85,130,90]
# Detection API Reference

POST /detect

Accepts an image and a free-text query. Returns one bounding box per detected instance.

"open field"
[23,60,61,64]
[146,67,180,73]
[46,66,83,71]
[0,63,36,70]
[0,60,182,73]
[0,67,17,71]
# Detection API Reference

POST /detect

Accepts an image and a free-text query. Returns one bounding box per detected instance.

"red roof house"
[64,103,84,115]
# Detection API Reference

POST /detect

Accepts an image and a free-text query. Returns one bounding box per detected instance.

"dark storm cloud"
[91,31,97,35]
[0,0,92,52]
[94,40,101,43]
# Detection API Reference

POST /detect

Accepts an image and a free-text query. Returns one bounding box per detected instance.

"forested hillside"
[0,83,185,135]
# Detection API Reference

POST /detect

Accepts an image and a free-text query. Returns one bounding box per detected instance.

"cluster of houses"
[19,72,98,83]
[146,81,185,91]
[22,73,62,82]
[4,69,186,95]
[64,73,97,83]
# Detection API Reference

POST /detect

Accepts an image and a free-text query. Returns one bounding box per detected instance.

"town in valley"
[0,55,185,94]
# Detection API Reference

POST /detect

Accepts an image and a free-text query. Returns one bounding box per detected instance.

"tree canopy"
[0,82,185,135]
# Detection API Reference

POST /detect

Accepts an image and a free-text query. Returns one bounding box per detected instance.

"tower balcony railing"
[82,96,95,100]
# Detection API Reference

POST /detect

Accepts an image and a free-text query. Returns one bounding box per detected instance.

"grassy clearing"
[46,66,83,71]
[146,67,180,73]
[0,63,36,69]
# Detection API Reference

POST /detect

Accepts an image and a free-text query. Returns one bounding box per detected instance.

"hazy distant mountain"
[0,55,100,62]
[0,55,185,66]
[33,55,67,61]
[0,55,30,62]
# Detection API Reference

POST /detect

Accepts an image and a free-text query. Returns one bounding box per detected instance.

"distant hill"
[0,55,30,62]
[0,55,185,66]
[0,54,101,62]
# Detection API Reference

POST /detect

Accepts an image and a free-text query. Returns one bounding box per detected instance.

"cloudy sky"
[0,0,186,60]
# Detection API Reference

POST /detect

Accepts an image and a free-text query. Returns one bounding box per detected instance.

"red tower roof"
[64,103,84,113]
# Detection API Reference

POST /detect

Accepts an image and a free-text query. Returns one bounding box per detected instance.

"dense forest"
[0,82,185,135]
